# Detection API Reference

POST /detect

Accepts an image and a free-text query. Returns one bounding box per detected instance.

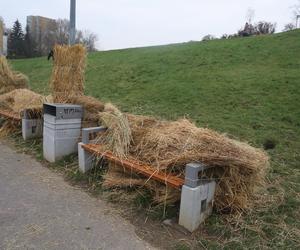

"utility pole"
[69,0,76,45]
[296,15,300,29]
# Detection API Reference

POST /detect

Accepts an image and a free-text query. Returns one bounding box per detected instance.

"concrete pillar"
[179,163,216,232]
[21,109,43,140]
[43,104,83,163]
[22,119,43,140]
[78,126,107,172]
[78,142,94,173]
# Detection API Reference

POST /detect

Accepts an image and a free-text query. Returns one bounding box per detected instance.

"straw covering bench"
[78,126,216,232]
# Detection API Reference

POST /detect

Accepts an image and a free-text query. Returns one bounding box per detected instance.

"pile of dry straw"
[0,57,43,136]
[0,56,43,116]
[0,56,28,95]
[0,89,48,136]
[0,88,46,115]
[97,105,269,213]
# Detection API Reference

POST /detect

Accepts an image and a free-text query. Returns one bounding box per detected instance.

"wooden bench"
[79,127,185,189]
[78,126,216,232]
[81,143,184,189]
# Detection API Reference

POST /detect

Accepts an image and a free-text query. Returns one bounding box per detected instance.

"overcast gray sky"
[1,0,297,50]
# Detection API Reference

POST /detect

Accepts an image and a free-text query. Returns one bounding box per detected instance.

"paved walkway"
[0,141,155,250]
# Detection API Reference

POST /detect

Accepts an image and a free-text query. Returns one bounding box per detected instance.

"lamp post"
[69,0,76,45]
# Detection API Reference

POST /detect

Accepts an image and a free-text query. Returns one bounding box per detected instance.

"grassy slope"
[11,30,300,248]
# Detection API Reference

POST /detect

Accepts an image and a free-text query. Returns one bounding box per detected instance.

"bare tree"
[255,21,276,35]
[202,34,216,41]
[75,30,83,44]
[283,23,296,31]
[42,21,58,54]
[221,34,229,39]
[238,22,255,37]
[23,18,99,55]
[81,30,98,51]
[54,20,98,51]
[292,0,300,17]
[55,19,70,45]
[290,0,300,27]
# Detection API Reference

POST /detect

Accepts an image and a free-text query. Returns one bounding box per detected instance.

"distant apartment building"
[0,19,7,56]
[27,15,57,55]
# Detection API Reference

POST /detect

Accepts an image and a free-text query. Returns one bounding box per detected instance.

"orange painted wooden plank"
[0,109,21,121]
[82,143,184,189]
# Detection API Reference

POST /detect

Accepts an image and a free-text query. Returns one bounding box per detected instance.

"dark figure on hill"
[48,50,54,60]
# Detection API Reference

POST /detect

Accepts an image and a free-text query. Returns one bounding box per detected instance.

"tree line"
[202,3,300,41]
[7,19,98,59]
[202,21,277,42]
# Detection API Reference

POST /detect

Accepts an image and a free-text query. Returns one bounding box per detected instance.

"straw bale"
[0,56,28,94]
[49,44,105,126]
[97,112,269,213]
[131,118,269,212]
[0,89,45,116]
[50,45,86,102]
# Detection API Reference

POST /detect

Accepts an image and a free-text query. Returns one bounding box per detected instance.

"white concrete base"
[22,119,43,140]
[78,143,94,173]
[179,181,216,232]
[43,134,79,163]
[43,115,82,163]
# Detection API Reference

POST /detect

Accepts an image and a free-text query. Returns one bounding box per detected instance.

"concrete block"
[22,119,43,140]
[78,142,94,173]
[43,134,80,162]
[185,162,212,187]
[43,114,82,163]
[179,181,216,232]
[82,127,107,144]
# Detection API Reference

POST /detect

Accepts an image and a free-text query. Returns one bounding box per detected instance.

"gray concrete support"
[179,162,216,232]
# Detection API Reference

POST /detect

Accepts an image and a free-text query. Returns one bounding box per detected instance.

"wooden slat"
[0,109,21,121]
[82,144,184,189]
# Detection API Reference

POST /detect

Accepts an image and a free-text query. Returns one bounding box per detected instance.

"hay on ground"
[102,162,181,204]
[50,44,86,103]
[68,95,104,126]
[97,111,269,213]
[0,56,28,95]
[103,162,146,189]
[0,89,45,118]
